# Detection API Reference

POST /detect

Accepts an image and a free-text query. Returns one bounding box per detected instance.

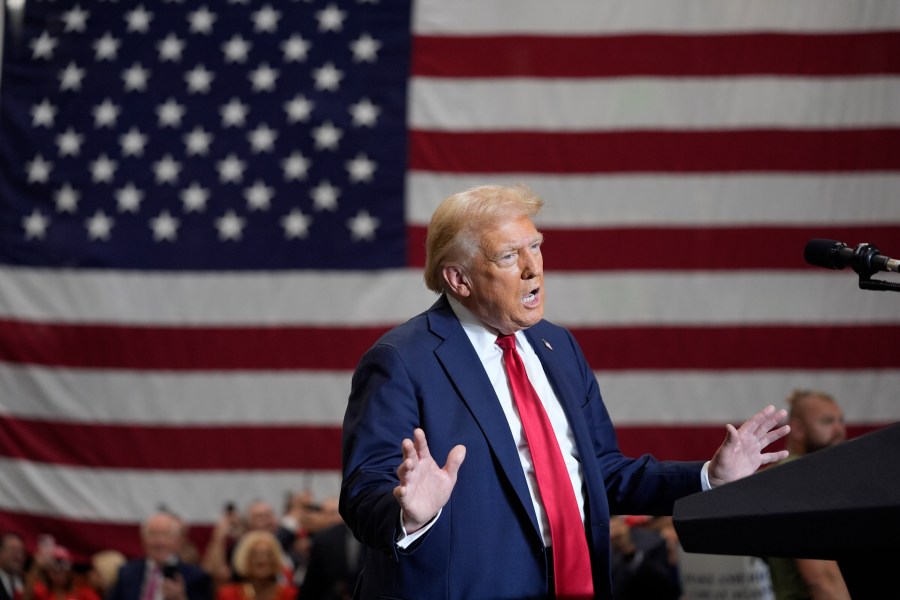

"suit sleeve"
[339,342,422,556]
[561,327,704,515]
[171,564,211,600]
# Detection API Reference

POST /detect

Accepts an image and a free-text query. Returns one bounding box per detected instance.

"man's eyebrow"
[487,234,544,260]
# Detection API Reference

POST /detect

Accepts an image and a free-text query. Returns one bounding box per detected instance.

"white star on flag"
[85,210,114,240]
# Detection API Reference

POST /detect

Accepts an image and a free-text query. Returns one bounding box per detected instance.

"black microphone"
[804,239,900,274]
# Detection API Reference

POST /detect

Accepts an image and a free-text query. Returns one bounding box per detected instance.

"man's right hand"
[393,428,466,533]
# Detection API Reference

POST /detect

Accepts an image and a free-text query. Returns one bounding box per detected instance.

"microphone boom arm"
[852,243,900,293]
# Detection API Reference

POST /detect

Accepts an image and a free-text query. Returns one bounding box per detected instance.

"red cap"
[51,545,72,563]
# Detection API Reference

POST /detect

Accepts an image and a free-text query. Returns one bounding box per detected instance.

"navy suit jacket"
[0,572,19,600]
[340,296,703,599]
[106,559,212,600]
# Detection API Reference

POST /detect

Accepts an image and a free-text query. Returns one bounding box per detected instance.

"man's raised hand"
[394,428,466,533]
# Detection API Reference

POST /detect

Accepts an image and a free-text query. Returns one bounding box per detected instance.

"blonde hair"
[423,184,543,293]
[91,550,126,592]
[230,531,286,579]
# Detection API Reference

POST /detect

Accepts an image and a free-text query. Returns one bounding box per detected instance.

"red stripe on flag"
[0,417,341,469]
[406,225,900,270]
[572,325,900,371]
[413,32,900,77]
[2,320,898,370]
[0,319,387,370]
[615,424,888,461]
[408,129,900,173]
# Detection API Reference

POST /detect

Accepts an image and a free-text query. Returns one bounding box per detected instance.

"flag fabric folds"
[1,0,899,559]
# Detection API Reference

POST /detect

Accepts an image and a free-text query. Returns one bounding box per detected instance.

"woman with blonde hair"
[215,532,295,600]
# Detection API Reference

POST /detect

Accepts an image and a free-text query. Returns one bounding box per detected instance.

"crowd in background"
[0,491,362,600]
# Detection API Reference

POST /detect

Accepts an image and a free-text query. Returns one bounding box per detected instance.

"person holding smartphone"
[107,512,212,600]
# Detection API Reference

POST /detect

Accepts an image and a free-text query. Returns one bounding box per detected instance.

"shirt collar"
[446,295,519,354]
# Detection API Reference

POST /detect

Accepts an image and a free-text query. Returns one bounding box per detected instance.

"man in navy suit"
[0,532,25,600]
[107,512,211,600]
[340,184,790,599]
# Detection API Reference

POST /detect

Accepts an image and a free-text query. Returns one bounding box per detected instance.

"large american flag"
[1,0,899,559]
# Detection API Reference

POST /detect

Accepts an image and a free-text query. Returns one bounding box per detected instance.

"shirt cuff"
[396,508,441,549]
[700,460,712,491]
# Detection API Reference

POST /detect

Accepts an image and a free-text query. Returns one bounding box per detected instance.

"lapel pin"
[542,338,553,350]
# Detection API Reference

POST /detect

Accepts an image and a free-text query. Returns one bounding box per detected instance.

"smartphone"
[162,563,179,579]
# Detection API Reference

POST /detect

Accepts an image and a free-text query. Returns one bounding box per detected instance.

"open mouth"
[521,288,540,305]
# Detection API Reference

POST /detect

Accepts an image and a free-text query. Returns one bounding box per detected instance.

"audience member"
[765,389,850,600]
[25,544,100,600]
[87,551,125,598]
[107,512,212,600]
[298,498,361,600]
[0,533,26,600]
[201,499,304,589]
[289,497,343,592]
[171,519,199,568]
[609,516,681,600]
[215,532,294,600]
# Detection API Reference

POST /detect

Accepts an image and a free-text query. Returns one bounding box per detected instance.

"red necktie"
[143,566,160,600]
[496,334,594,599]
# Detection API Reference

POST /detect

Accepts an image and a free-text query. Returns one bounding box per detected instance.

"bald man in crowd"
[765,390,850,600]
[108,512,212,600]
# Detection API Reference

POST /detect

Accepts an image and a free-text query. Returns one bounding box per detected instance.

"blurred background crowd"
[0,492,361,600]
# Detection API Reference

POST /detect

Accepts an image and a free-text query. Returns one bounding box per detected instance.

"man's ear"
[442,265,470,297]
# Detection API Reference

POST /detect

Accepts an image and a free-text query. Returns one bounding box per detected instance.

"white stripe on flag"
[3,364,898,427]
[0,267,436,325]
[0,364,349,425]
[601,371,900,424]
[3,268,900,325]
[410,77,900,130]
[0,458,342,522]
[413,0,900,34]
[406,173,900,226]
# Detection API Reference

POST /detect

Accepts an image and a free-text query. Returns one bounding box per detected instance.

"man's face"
[0,535,25,575]
[246,502,278,532]
[142,516,180,564]
[456,215,545,335]
[795,396,846,454]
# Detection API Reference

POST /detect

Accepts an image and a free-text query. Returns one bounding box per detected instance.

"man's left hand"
[708,404,790,487]
[161,574,187,600]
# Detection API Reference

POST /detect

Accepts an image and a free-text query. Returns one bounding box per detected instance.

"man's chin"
[517,310,544,329]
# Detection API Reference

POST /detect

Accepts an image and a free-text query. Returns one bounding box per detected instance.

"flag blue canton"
[0,0,411,270]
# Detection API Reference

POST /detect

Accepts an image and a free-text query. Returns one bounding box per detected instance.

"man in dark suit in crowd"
[0,532,25,600]
[609,516,681,600]
[107,512,211,600]
[301,521,362,600]
[340,184,790,599]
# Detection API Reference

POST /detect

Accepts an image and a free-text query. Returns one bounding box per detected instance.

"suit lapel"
[0,575,13,600]
[428,298,542,538]
[525,325,607,530]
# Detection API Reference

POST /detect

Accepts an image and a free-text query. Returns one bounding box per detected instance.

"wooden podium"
[673,422,900,599]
